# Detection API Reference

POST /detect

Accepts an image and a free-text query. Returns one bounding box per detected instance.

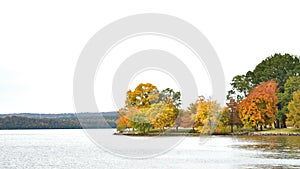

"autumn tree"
[225,98,242,132]
[148,101,178,131]
[127,107,152,133]
[174,109,184,131]
[215,107,240,133]
[116,108,131,131]
[117,83,181,132]
[228,53,300,128]
[287,90,300,128]
[126,83,159,108]
[178,110,194,128]
[277,76,300,128]
[173,101,198,132]
[149,88,181,131]
[195,97,222,134]
[238,80,278,131]
[184,101,198,130]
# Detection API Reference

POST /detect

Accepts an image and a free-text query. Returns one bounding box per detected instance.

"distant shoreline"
[1,113,300,136]
[0,112,118,129]
[1,128,300,136]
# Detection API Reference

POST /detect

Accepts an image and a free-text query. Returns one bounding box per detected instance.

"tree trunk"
[275,119,279,128]
[282,116,287,128]
[255,124,258,131]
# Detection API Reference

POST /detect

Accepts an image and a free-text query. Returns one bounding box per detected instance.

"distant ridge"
[0,112,118,129]
[0,112,117,119]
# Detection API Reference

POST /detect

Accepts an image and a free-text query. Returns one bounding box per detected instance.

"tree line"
[227,53,300,128]
[0,113,118,129]
[117,53,300,133]
[0,116,82,129]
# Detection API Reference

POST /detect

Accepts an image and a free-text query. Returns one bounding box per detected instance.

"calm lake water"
[0,129,299,169]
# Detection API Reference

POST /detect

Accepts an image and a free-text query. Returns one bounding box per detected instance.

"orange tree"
[116,108,131,131]
[238,80,278,130]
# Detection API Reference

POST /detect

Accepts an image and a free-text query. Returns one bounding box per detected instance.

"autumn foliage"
[117,79,294,133]
[238,80,278,130]
[116,108,131,130]
[117,83,181,132]
[126,83,159,108]
[287,90,300,128]
[194,97,222,134]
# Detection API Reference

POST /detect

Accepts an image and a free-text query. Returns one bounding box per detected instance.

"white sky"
[1,0,300,113]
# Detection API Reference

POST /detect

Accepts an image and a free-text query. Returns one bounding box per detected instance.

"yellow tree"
[126,83,159,108]
[194,98,211,128]
[287,90,300,128]
[238,80,278,130]
[148,101,178,131]
[117,83,181,132]
[195,97,222,134]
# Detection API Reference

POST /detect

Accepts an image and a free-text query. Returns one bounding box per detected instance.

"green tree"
[252,54,299,90]
[218,108,230,128]
[227,73,254,103]
[277,76,300,128]
[159,88,181,108]
[127,107,152,133]
[252,54,300,128]
[287,90,300,128]
[228,53,300,127]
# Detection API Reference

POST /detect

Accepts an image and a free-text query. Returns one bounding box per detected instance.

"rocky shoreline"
[114,132,201,136]
[114,131,300,136]
[246,132,300,136]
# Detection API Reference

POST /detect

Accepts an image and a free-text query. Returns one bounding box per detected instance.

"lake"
[0,129,299,169]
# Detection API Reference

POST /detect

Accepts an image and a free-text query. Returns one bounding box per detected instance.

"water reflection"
[244,164,300,169]
[233,136,300,160]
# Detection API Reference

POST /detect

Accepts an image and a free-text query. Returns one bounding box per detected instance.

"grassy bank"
[261,128,300,133]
